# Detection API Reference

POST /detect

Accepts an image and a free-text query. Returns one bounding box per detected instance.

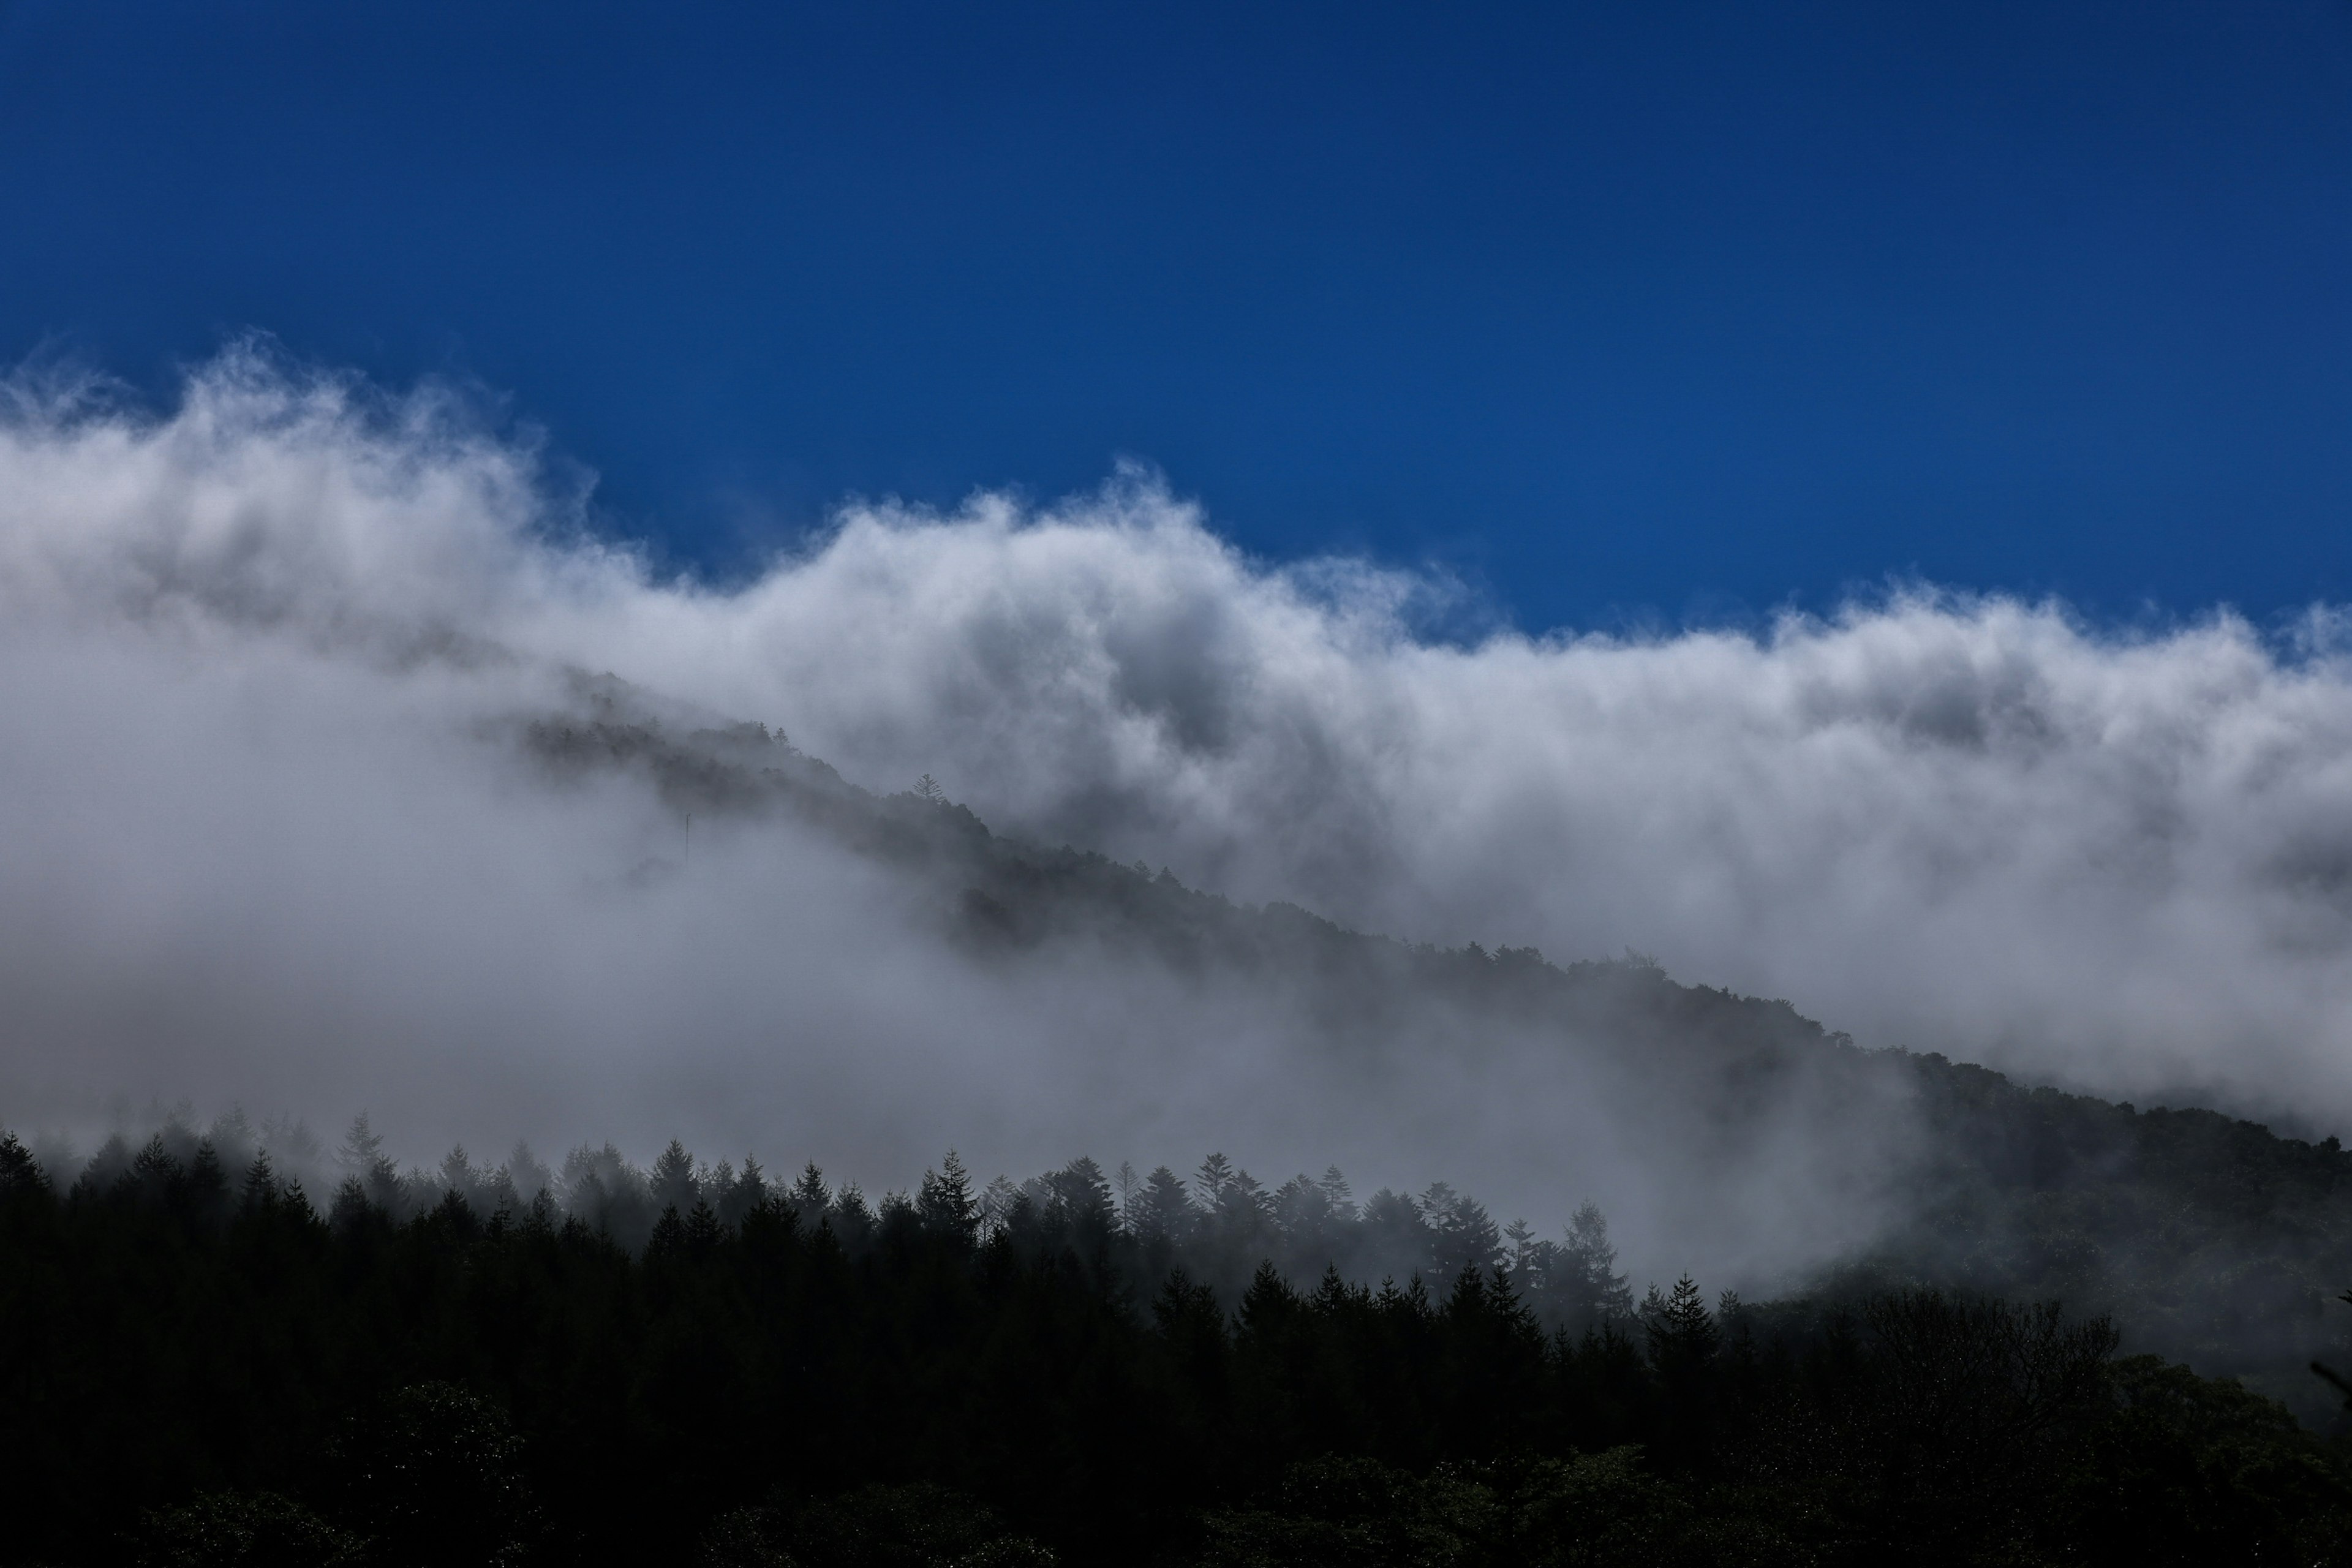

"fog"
[3,350,2350,1284]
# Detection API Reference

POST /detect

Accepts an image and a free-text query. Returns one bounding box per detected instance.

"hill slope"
[518,674,2352,1420]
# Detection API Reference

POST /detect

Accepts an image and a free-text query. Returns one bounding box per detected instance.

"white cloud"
[3,351,2350,1278]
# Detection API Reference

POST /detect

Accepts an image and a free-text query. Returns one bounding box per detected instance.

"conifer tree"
[1238,1261,1299,1335]
[917,1150,980,1243]
[1316,1164,1357,1223]
[1361,1188,1434,1283]
[717,1156,768,1229]
[651,1139,700,1217]
[505,1142,555,1207]
[339,1115,402,1212]
[1134,1166,1196,1242]
[1194,1152,1237,1206]
[1114,1159,1141,1231]
[1421,1183,1503,1281]
[1272,1174,1331,1240]
[1562,1200,1634,1324]
[1215,1167,1270,1227]
[440,1145,484,1210]
[0,1132,48,1195]
[789,1161,830,1216]
[186,1140,231,1226]
[1048,1156,1116,1250]
[239,1151,281,1215]
[337,1114,383,1172]
[646,1203,688,1261]
[830,1181,875,1248]
[978,1174,1022,1231]
[1643,1275,1721,1370]
[1310,1263,1361,1316]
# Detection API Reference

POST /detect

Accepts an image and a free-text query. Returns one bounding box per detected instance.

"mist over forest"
[13,356,2352,1562]
[13,357,2352,1137]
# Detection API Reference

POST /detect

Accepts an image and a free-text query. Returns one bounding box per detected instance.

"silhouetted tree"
[1132,1166,1194,1243]
[918,1150,980,1245]
[652,1139,701,1217]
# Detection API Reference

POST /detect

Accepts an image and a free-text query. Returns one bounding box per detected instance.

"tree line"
[5,1126,2352,1566]
[59,1114,1640,1333]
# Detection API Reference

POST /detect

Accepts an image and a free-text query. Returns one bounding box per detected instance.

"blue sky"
[2,0,2346,633]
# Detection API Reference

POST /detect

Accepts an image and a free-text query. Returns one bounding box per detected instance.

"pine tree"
[1134,1166,1196,1242]
[646,1204,688,1261]
[0,1132,48,1195]
[1215,1167,1269,1227]
[1194,1152,1237,1206]
[560,1143,655,1248]
[1049,1156,1115,1246]
[1152,1269,1229,1371]
[504,1142,554,1207]
[1504,1218,1564,1316]
[239,1151,282,1215]
[830,1182,875,1248]
[1562,1200,1634,1324]
[339,1115,401,1212]
[1310,1264,1361,1316]
[1273,1174,1332,1241]
[651,1139,699,1217]
[1421,1183,1502,1281]
[1316,1164,1357,1223]
[978,1174,1022,1231]
[917,1151,979,1243]
[717,1156,767,1229]
[337,1114,384,1172]
[1362,1188,1434,1283]
[186,1140,230,1226]
[1638,1274,1724,1474]
[1056,1156,1112,1214]
[440,1146,482,1208]
[685,1198,725,1253]
[132,1134,180,1192]
[1238,1261,1298,1336]
[1114,1159,1141,1231]
[1643,1275,1721,1370]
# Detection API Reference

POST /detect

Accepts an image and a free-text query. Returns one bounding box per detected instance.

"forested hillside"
[4,1129,2351,1567]
[522,682,2352,1414]
[12,687,2352,1563]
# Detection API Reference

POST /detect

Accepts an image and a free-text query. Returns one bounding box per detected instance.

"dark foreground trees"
[2,1134,2350,1567]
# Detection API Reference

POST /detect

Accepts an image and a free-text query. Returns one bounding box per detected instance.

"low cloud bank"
[2,352,2350,1258]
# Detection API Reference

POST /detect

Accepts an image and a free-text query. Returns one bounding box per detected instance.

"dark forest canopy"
[6,1129,2352,1567]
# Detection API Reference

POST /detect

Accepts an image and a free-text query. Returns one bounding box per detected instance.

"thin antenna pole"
[684,812,692,872]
